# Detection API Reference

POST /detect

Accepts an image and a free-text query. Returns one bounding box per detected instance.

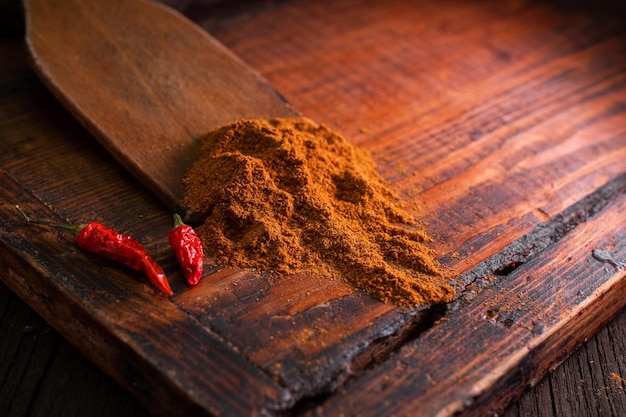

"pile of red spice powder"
[183,117,453,306]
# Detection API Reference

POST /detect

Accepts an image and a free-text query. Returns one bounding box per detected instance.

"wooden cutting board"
[1,0,626,416]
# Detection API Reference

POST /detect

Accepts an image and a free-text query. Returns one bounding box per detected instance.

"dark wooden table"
[4,279,626,417]
[2,0,626,416]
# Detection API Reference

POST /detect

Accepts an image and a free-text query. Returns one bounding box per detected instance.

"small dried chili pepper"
[17,206,173,296]
[169,213,203,285]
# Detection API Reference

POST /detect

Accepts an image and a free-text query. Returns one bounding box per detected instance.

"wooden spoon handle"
[23,0,297,218]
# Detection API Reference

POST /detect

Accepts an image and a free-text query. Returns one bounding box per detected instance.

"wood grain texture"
[209,0,626,274]
[1,0,626,415]
[308,191,626,416]
[504,308,626,417]
[4,279,626,417]
[23,0,296,218]
[206,1,626,410]
[0,280,151,417]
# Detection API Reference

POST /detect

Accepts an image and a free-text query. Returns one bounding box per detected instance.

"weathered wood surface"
[306,189,626,416]
[5,279,626,417]
[1,0,626,416]
[0,280,151,417]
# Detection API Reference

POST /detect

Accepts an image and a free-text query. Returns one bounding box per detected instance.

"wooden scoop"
[23,0,297,220]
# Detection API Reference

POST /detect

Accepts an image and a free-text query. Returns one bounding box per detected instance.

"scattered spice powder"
[610,372,626,389]
[183,117,454,306]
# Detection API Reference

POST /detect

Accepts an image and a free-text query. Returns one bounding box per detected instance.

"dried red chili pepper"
[17,206,173,296]
[169,213,203,285]
[76,222,173,295]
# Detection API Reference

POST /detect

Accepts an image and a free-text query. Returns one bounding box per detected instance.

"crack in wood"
[278,303,448,416]
[450,172,626,312]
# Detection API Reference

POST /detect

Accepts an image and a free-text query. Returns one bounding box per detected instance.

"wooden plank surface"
[1,0,626,416]
[202,0,626,409]
[4,279,626,417]
[307,188,626,416]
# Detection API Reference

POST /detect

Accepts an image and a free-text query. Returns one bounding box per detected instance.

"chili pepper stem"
[16,205,85,233]
[173,213,185,228]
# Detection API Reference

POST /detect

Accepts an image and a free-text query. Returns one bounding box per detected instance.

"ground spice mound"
[183,117,454,306]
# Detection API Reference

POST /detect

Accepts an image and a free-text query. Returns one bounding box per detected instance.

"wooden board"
[1,0,626,416]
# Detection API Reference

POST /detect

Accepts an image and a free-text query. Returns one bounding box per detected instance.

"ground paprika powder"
[183,117,453,306]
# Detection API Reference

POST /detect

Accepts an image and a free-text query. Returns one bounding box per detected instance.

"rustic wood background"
[4,281,626,417]
[2,0,626,416]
